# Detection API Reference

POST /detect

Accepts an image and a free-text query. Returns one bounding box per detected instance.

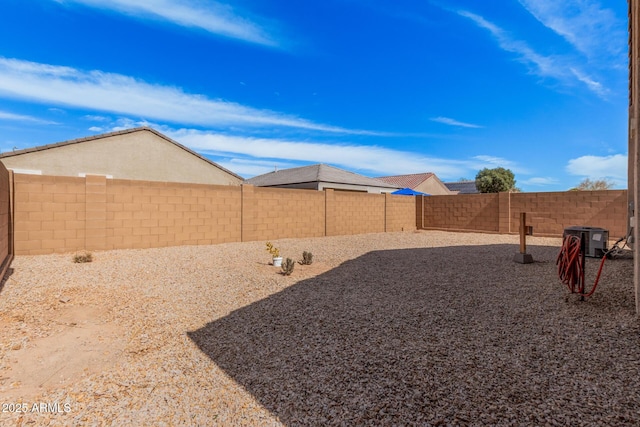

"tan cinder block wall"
[510,190,628,238]
[13,174,87,255]
[11,173,630,255]
[419,190,628,238]
[0,163,12,277]
[14,175,401,254]
[385,194,417,232]
[241,185,325,242]
[326,190,385,236]
[422,193,500,232]
[12,174,243,255]
[105,179,242,250]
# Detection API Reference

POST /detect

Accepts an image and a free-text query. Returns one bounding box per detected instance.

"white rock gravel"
[0,230,638,426]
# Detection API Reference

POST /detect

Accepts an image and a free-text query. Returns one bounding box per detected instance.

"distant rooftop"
[246,163,397,188]
[376,172,434,189]
[444,181,479,194]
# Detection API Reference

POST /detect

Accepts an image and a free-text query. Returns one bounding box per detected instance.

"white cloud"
[430,116,482,128]
[157,126,521,179]
[56,0,278,47]
[0,57,381,135]
[566,154,627,183]
[76,119,526,180]
[472,155,528,174]
[169,128,460,176]
[88,126,104,132]
[521,177,559,186]
[84,114,111,122]
[457,10,607,97]
[0,110,57,125]
[518,0,624,62]
[569,67,607,97]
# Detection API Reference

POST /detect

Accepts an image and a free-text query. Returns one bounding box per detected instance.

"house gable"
[377,172,451,195]
[0,127,243,185]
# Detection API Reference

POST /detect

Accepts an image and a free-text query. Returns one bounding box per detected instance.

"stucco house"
[246,164,399,194]
[0,127,243,185]
[376,172,452,195]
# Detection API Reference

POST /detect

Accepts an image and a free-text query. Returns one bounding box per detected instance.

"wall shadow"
[0,266,13,295]
[188,243,637,425]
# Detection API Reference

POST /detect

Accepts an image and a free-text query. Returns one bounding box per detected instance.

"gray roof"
[246,164,397,188]
[444,181,479,194]
[0,126,244,180]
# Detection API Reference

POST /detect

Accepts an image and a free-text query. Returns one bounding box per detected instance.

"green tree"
[475,167,516,193]
[569,178,614,191]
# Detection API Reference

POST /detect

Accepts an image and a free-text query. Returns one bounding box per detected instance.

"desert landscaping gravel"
[0,230,639,426]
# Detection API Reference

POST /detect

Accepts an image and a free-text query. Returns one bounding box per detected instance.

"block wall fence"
[418,190,628,238]
[0,164,12,278]
[11,174,416,255]
[6,173,629,256]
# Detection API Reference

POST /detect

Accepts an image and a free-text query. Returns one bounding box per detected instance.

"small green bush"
[281,258,295,275]
[73,252,93,263]
[300,251,313,265]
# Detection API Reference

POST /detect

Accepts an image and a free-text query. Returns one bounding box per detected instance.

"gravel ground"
[0,230,638,426]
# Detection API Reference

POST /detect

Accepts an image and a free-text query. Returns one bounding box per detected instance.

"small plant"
[281,258,295,275]
[73,252,93,263]
[265,242,280,258]
[299,251,314,265]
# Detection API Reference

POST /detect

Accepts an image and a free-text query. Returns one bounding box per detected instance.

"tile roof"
[444,181,479,194]
[376,172,435,189]
[246,164,398,188]
[0,126,244,180]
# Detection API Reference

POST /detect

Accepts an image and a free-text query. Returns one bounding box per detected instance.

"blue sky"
[0,0,629,191]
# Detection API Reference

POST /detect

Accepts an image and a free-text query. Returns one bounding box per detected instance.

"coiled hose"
[556,234,607,298]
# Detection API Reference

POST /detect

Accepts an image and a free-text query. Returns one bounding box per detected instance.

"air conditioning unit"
[563,226,608,258]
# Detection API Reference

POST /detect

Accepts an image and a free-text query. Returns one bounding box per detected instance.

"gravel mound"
[0,231,638,426]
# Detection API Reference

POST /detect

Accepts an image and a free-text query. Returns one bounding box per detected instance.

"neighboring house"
[0,127,243,185]
[444,180,479,194]
[376,172,452,195]
[246,164,399,194]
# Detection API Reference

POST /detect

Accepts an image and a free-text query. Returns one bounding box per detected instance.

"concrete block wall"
[421,193,500,232]
[13,174,88,255]
[509,190,628,238]
[0,163,12,277]
[242,186,325,242]
[105,179,242,250]
[326,190,385,236]
[385,194,417,232]
[11,174,418,255]
[420,190,628,238]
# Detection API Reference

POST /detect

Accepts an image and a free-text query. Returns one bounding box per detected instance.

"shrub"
[265,242,280,258]
[73,252,93,263]
[300,251,313,265]
[281,258,295,275]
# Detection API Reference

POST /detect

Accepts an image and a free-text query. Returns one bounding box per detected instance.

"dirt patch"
[1,304,123,400]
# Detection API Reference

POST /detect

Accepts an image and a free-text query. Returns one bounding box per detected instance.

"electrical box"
[563,226,608,258]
